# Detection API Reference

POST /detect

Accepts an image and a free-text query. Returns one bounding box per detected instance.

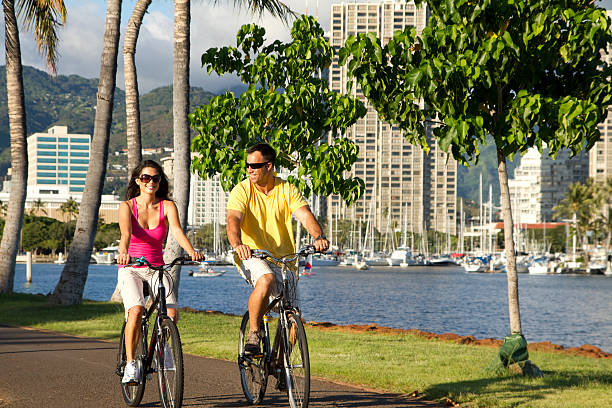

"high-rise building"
[28,126,90,194]
[0,125,120,223]
[591,10,612,183]
[327,0,457,244]
[509,146,588,224]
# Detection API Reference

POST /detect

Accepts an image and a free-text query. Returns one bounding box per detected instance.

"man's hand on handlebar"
[233,244,252,260]
[313,237,329,253]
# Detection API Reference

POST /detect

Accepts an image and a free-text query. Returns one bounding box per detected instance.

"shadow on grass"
[425,369,612,406]
[182,390,443,407]
[0,292,123,330]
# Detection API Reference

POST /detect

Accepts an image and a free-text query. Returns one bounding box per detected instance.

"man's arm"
[293,205,330,252]
[227,209,251,260]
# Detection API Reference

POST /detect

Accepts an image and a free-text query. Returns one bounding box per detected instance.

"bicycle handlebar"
[126,255,200,269]
[251,245,317,263]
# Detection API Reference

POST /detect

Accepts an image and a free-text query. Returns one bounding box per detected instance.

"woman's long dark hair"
[125,160,170,201]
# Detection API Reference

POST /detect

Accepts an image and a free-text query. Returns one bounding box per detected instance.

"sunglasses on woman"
[139,173,161,183]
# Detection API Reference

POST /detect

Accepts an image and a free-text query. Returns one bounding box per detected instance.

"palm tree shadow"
[425,370,612,406]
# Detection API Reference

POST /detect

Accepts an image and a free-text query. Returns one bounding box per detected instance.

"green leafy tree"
[94,222,120,250]
[190,15,367,205]
[341,0,612,356]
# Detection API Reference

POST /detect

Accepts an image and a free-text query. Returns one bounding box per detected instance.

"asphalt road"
[0,325,444,408]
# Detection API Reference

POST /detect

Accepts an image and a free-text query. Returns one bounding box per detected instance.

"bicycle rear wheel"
[283,313,310,408]
[155,317,184,408]
[238,311,268,404]
[118,321,147,406]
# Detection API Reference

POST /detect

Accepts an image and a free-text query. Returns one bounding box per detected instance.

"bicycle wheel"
[283,313,310,408]
[238,311,267,404]
[155,317,184,408]
[118,321,147,406]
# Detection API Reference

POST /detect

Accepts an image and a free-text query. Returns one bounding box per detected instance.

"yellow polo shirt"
[227,177,307,258]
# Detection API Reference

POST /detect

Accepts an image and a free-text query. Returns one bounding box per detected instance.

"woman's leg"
[125,306,145,361]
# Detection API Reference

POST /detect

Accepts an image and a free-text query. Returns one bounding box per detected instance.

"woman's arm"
[116,201,133,265]
[165,200,203,261]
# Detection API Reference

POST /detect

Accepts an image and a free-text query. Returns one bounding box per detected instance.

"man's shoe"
[245,330,261,355]
[122,360,140,384]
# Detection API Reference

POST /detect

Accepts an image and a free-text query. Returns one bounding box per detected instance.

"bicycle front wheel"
[155,317,184,408]
[118,321,146,406]
[283,313,310,408]
[238,311,268,404]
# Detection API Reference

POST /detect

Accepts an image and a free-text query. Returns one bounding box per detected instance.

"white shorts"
[237,257,300,309]
[118,266,178,318]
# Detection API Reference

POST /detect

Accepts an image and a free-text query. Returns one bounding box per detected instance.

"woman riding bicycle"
[116,160,203,383]
[226,143,329,355]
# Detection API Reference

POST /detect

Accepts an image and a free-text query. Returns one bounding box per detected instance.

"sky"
[2,0,612,94]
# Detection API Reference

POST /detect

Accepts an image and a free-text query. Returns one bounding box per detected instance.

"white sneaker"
[122,360,140,384]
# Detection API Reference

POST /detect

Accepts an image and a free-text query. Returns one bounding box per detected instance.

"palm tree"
[124,0,151,177]
[49,0,122,305]
[29,198,47,216]
[59,196,79,222]
[164,0,295,296]
[553,180,598,263]
[0,0,66,294]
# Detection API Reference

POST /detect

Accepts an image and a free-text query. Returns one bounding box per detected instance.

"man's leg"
[248,273,274,333]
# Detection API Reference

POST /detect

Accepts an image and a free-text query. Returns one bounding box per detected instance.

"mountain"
[0,65,216,176]
[0,66,514,205]
[457,136,521,207]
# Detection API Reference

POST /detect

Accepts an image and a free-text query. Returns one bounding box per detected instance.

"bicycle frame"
[249,247,314,385]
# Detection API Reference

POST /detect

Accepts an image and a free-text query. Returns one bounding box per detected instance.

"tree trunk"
[0,0,28,293]
[49,0,122,305]
[111,0,151,303]
[164,0,191,295]
[124,0,150,177]
[497,147,522,334]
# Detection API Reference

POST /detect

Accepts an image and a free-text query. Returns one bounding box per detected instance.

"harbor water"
[12,263,612,353]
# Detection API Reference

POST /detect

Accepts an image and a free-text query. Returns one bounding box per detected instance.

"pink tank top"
[127,198,167,266]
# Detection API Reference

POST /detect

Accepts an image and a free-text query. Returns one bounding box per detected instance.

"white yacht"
[91,244,119,264]
[387,247,412,266]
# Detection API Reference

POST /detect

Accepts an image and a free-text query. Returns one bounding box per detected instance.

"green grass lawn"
[2,292,612,408]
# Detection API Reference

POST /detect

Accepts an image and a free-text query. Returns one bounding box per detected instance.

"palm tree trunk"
[49,0,122,305]
[163,0,191,294]
[110,0,151,303]
[0,0,28,293]
[497,147,522,334]
[124,0,151,176]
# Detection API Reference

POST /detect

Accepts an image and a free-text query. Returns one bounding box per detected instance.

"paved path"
[0,325,443,408]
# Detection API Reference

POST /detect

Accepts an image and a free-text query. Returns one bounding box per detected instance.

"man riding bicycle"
[227,143,329,355]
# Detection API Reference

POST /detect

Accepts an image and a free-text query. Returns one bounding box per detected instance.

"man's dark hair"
[247,143,276,164]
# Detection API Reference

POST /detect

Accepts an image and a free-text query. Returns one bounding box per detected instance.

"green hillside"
[0,66,515,204]
[0,65,215,176]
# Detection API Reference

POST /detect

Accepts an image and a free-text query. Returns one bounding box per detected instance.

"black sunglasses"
[139,173,161,183]
[246,161,269,169]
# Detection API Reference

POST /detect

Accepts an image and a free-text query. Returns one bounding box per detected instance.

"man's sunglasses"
[246,161,269,169]
[139,174,162,183]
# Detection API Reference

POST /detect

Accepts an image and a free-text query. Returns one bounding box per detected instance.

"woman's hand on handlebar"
[233,244,251,260]
[189,251,204,262]
[117,252,130,265]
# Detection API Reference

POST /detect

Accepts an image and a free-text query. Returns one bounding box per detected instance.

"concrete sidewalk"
[0,325,444,407]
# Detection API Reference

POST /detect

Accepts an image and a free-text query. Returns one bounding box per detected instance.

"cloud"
[0,0,335,94]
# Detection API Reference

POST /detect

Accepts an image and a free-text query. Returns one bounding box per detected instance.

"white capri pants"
[118,266,178,318]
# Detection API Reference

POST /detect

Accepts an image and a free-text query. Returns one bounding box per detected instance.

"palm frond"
[214,0,296,24]
[17,0,67,75]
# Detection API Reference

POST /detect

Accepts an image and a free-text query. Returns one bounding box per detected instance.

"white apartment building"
[327,0,457,237]
[161,155,229,227]
[591,10,612,183]
[0,125,120,223]
[509,146,588,224]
